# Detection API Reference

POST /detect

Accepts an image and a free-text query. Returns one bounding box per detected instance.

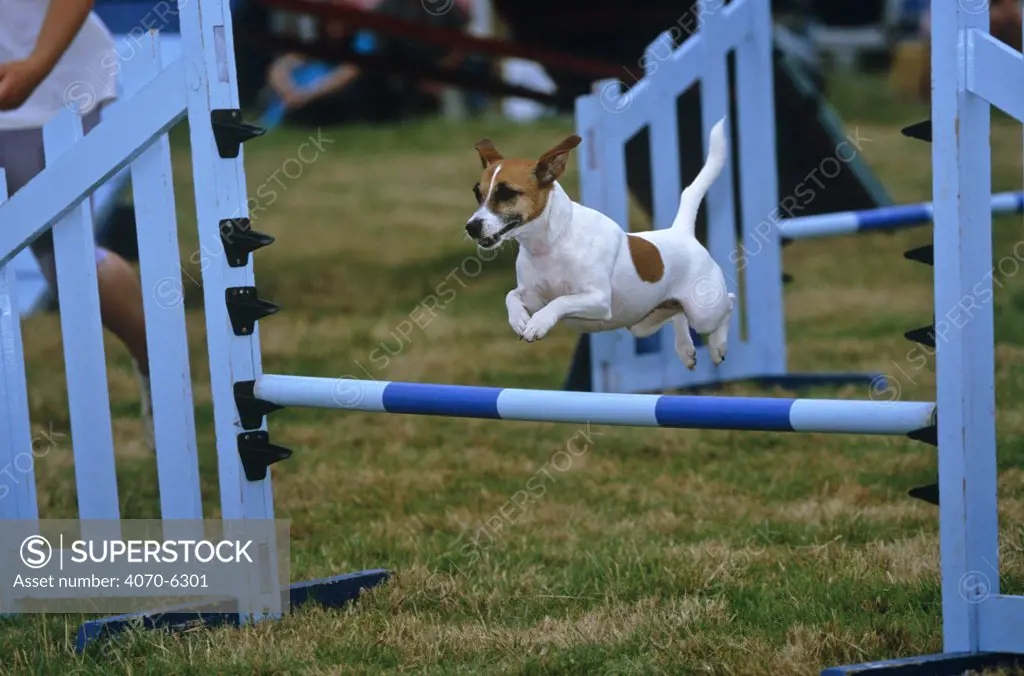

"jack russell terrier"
[464,118,734,370]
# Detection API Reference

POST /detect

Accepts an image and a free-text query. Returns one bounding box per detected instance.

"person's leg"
[95,250,150,373]
[26,241,150,380]
[95,246,154,450]
[80,106,154,449]
[80,107,150,378]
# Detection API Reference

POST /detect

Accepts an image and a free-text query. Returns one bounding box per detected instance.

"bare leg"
[97,249,154,450]
[84,107,153,446]
[96,249,149,375]
[41,247,154,449]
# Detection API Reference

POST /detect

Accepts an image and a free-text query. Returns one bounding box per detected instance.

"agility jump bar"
[778,190,1024,240]
[256,375,935,436]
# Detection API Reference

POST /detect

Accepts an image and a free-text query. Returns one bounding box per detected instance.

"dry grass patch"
[376,593,728,667]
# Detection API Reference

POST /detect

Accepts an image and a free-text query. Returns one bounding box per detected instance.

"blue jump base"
[75,569,389,653]
[821,651,1024,675]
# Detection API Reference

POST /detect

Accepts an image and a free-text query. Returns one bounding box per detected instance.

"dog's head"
[465,134,581,249]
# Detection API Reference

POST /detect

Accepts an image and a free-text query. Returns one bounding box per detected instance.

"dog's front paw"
[508,306,531,337]
[521,311,556,343]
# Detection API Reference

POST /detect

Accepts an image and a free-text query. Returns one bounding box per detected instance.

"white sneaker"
[134,360,155,452]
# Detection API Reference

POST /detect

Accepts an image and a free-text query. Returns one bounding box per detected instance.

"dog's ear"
[534,135,581,185]
[475,138,503,168]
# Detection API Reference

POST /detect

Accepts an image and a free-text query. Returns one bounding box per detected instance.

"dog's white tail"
[673,117,728,235]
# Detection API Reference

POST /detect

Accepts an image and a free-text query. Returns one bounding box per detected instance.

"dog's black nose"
[465,219,484,238]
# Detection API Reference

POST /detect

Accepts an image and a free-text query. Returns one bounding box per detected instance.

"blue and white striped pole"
[255,375,935,436]
[778,191,1024,240]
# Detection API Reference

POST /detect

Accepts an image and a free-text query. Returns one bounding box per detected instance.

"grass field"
[3,71,1024,675]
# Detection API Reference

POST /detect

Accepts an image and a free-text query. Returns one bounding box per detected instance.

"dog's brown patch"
[628,235,665,283]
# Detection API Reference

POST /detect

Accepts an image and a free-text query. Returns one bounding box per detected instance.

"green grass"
[3,71,1024,674]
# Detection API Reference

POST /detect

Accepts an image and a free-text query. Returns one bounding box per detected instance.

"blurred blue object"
[352,31,377,55]
[291,62,334,86]
[260,62,333,129]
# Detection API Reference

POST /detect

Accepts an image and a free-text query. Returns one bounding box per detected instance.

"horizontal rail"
[967,29,1024,125]
[256,375,936,436]
[978,595,1024,653]
[777,191,1024,240]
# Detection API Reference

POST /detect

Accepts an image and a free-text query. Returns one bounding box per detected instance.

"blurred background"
[81,0,1022,263]
[93,0,1019,124]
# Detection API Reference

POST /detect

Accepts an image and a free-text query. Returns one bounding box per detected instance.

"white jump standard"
[822,0,1024,673]
[0,0,387,654]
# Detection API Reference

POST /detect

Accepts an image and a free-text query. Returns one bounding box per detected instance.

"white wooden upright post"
[176,0,282,621]
[931,0,999,655]
[0,171,37,524]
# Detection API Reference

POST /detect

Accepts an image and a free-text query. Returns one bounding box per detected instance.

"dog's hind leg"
[628,309,676,338]
[671,312,697,370]
[707,322,729,365]
[706,293,734,366]
[628,300,683,338]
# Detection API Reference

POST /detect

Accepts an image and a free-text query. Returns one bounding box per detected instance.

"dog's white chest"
[522,250,588,304]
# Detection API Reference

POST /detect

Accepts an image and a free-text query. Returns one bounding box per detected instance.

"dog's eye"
[473,183,482,204]
[492,183,521,203]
